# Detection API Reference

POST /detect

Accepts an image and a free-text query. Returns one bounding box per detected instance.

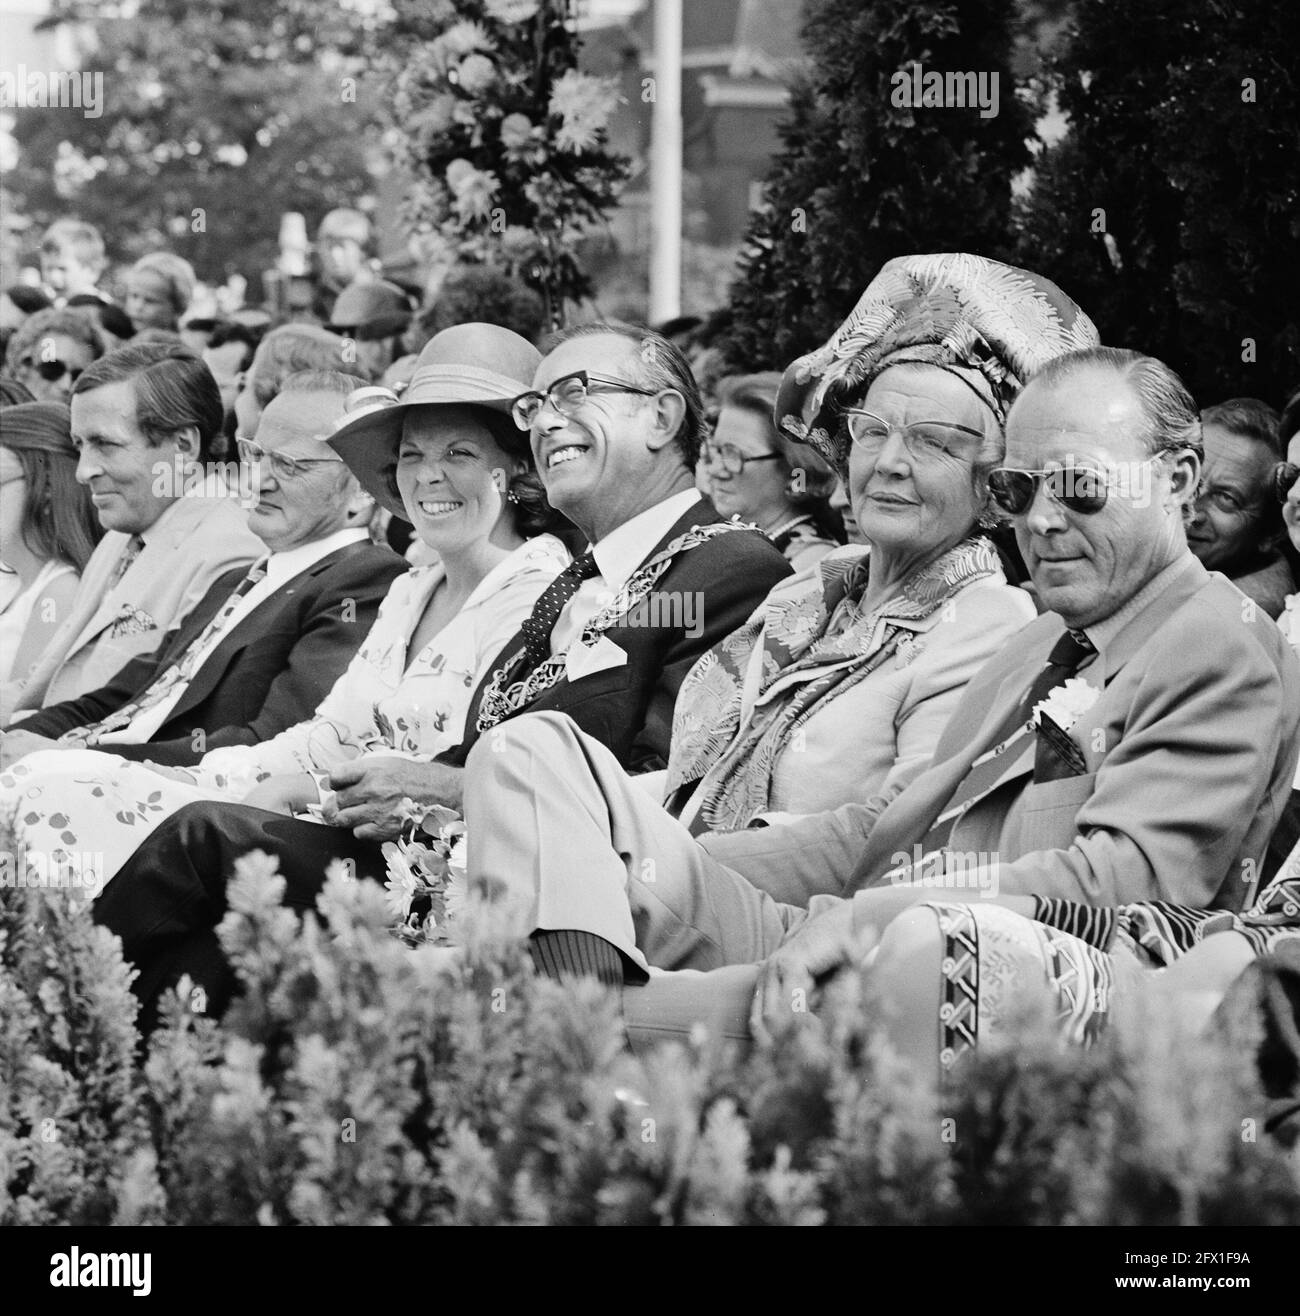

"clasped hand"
[322,755,463,841]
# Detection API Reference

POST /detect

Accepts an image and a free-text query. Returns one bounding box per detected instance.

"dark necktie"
[519,550,599,672]
[916,628,1096,853]
[109,534,145,586]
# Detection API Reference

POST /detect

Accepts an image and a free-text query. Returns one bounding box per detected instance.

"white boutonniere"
[1031,676,1100,734]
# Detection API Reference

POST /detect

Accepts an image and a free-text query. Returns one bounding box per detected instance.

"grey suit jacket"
[702,555,1300,916]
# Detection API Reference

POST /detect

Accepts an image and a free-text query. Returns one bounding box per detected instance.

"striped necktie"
[915,629,1096,854]
[64,558,270,745]
[519,550,599,672]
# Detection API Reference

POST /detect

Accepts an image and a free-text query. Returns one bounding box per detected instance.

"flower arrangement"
[381,798,467,946]
[386,0,630,325]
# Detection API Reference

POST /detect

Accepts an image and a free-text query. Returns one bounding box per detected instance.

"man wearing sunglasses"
[465,345,1300,1049]
[1,373,404,768]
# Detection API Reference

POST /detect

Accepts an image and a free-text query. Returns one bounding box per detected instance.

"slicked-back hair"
[1025,345,1204,462]
[72,340,224,462]
[1202,396,1285,542]
[250,325,366,410]
[541,320,706,469]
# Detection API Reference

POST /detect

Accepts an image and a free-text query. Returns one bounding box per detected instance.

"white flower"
[548,70,620,153]
[484,0,540,22]
[1032,676,1100,733]
[455,53,496,96]
[445,159,500,221]
[439,20,493,57]
[499,112,534,150]
[381,840,421,921]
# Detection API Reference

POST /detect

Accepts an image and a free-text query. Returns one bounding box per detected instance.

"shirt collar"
[1079,553,1198,666]
[263,526,368,585]
[589,489,700,592]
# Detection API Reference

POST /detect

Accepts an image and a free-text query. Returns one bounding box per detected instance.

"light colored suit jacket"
[703,555,1300,916]
[8,490,262,715]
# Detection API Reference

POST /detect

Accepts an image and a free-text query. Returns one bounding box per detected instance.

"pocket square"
[565,635,628,682]
[107,605,158,639]
[1033,713,1089,782]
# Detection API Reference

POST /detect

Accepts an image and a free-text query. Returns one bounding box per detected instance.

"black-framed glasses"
[1274,461,1300,503]
[987,457,1161,517]
[25,359,82,384]
[510,370,659,430]
[843,410,984,462]
[236,436,344,481]
[701,441,783,476]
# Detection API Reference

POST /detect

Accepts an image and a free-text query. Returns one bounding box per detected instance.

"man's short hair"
[277,368,367,401]
[317,208,372,249]
[206,319,262,372]
[1026,345,1205,462]
[250,325,367,410]
[541,320,706,469]
[40,218,106,269]
[130,251,197,319]
[72,340,224,462]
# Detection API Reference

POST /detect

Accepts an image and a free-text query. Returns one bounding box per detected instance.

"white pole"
[649,0,682,324]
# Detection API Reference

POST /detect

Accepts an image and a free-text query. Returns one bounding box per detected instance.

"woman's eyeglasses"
[24,359,82,384]
[987,457,1161,516]
[510,370,659,430]
[701,441,783,476]
[843,410,984,462]
[1274,461,1300,502]
[236,436,344,481]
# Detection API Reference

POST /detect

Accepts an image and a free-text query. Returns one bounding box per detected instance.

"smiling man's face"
[1006,366,1196,629]
[528,332,670,542]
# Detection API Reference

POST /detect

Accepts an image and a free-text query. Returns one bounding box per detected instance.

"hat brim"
[329,395,523,521]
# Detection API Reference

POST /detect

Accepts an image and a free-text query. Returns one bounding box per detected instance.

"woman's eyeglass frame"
[700,441,783,476]
[510,370,661,431]
[235,436,345,481]
[842,410,985,462]
[22,358,83,384]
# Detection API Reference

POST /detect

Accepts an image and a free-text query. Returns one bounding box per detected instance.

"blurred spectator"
[327,279,412,381]
[39,219,108,305]
[702,372,843,571]
[124,252,196,333]
[1,285,52,368]
[6,307,107,403]
[233,323,364,437]
[1191,397,1293,618]
[66,293,135,351]
[0,402,103,697]
[313,208,375,319]
[0,376,36,409]
[202,321,262,418]
[409,264,545,350]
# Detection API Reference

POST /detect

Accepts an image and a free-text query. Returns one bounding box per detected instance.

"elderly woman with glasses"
[700,372,844,572]
[655,257,1099,837]
[5,307,106,403]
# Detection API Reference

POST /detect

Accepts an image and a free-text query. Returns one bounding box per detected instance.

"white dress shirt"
[549,489,700,656]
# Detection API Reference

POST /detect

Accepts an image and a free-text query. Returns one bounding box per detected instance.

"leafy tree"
[719,0,1034,374]
[7,0,386,285]
[1014,0,1300,405]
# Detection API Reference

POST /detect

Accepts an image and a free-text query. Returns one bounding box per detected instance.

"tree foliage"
[1013,0,1300,404]
[7,0,385,283]
[719,0,1034,374]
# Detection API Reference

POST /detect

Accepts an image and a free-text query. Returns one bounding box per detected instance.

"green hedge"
[2,812,1297,1225]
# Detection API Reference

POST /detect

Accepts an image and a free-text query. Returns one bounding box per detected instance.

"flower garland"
[387,0,629,324]
[381,797,468,946]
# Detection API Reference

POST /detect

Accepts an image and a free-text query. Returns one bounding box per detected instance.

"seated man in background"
[1,370,404,767]
[1187,397,1295,618]
[3,341,264,720]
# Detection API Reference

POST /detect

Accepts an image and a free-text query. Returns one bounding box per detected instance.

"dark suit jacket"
[452,496,792,773]
[20,540,408,764]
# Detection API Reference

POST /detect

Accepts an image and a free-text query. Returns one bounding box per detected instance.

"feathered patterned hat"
[775,253,1100,475]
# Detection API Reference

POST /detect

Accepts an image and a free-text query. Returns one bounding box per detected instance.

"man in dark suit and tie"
[0,372,405,769]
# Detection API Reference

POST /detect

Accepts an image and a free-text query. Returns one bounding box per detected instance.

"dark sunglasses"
[1274,461,1300,503]
[25,359,82,384]
[987,457,1161,517]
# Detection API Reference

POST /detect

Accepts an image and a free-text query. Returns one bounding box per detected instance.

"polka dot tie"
[519,550,599,672]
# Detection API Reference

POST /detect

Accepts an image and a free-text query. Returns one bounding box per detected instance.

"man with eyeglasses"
[296,322,791,847]
[1184,398,1296,620]
[0,372,404,767]
[470,344,1299,1049]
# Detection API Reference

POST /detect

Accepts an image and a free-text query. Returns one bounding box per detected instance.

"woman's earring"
[505,487,521,504]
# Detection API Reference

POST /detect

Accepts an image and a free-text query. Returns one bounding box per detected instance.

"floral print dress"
[0,535,570,894]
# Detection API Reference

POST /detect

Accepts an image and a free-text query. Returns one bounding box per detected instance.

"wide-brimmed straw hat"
[328,322,541,520]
